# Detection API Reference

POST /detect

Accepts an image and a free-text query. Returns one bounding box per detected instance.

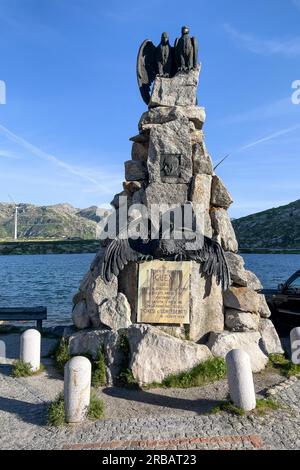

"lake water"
[0,253,299,326]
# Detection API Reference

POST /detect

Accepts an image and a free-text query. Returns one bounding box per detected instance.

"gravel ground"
[0,332,299,450]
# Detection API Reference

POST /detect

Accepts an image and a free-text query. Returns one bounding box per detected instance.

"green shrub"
[118,368,137,388]
[54,338,70,373]
[47,393,65,426]
[118,330,130,356]
[91,346,106,387]
[208,398,281,417]
[47,390,104,426]
[160,357,227,389]
[208,401,245,416]
[12,360,45,378]
[184,325,190,341]
[117,331,138,389]
[255,398,281,416]
[87,390,105,420]
[269,354,300,378]
[54,339,108,386]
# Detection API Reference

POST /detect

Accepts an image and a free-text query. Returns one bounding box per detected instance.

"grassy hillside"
[1,200,299,253]
[0,203,110,240]
[232,200,300,251]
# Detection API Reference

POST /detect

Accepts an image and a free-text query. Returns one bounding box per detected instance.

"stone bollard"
[64,356,91,423]
[226,349,256,412]
[20,329,41,372]
[290,327,300,365]
[0,340,6,365]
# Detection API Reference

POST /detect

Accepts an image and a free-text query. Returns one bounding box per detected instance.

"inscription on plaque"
[137,261,190,324]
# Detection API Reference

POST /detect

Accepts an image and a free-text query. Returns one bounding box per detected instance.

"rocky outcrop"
[131,142,149,162]
[192,142,213,175]
[147,115,192,184]
[190,262,224,342]
[145,182,188,206]
[128,324,212,385]
[259,319,284,355]
[190,174,213,237]
[67,329,125,385]
[225,309,260,332]
[211,176,233,209]
[139,105,206,131]
[211,208,238,253]
[225,252,262,290]
[72,300,90,330]
[124,161,148,182]
[149,66,200,107]
[72,247,118,329]
[99,293,132,331]
[208,331,268,373]
[224,287,271,318]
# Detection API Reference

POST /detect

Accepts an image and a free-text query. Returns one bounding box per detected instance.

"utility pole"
[14,205,19,240]
[8,194,19,241]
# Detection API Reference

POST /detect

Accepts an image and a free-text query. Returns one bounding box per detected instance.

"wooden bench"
[0,307,47,332]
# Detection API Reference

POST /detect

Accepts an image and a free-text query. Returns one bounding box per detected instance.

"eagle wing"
[137,39,156,105]
[173,37,180,70]
[191,36,199,69]
[101,238,141,284]
[188,236,230,291]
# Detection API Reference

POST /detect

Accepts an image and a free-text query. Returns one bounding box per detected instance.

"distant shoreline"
[239,249,300,255]
[0,239,100,255]
[0,240,299,256]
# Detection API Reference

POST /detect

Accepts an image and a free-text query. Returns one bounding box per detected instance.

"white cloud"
[0,149,20,159]
[0,123,113,195]
[235,124,300,154]
[224,23,300,57]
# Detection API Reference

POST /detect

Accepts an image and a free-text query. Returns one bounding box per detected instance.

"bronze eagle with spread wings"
[101,213,230,292]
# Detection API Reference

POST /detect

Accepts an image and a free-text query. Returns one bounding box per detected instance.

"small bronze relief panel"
[160,154,183,183]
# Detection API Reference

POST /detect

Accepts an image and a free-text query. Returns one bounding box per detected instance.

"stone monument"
[69,28,283,386]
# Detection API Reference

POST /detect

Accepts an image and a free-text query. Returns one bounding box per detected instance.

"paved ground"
[0,333,299,450]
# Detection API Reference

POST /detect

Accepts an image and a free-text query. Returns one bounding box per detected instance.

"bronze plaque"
[137,261,190,324]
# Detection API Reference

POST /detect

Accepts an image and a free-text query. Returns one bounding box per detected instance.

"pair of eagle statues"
[137,26,199,105]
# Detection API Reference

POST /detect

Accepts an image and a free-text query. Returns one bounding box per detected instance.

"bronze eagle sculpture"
[137,27,199,105]
[101,214,230,292]
[137,32,174,105]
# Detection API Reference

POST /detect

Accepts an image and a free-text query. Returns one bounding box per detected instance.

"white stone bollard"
[226,349,256,411]
[0,340,6,365]
[20,329,41,372]
[290,327,300,365]
[64,356,91,423]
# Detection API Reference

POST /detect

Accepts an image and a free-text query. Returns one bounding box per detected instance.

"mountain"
[1,200,299,250]
[232,200,300,251]
[0,203,111,240]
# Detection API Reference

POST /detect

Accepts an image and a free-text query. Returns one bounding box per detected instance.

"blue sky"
[0,0,299,218]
